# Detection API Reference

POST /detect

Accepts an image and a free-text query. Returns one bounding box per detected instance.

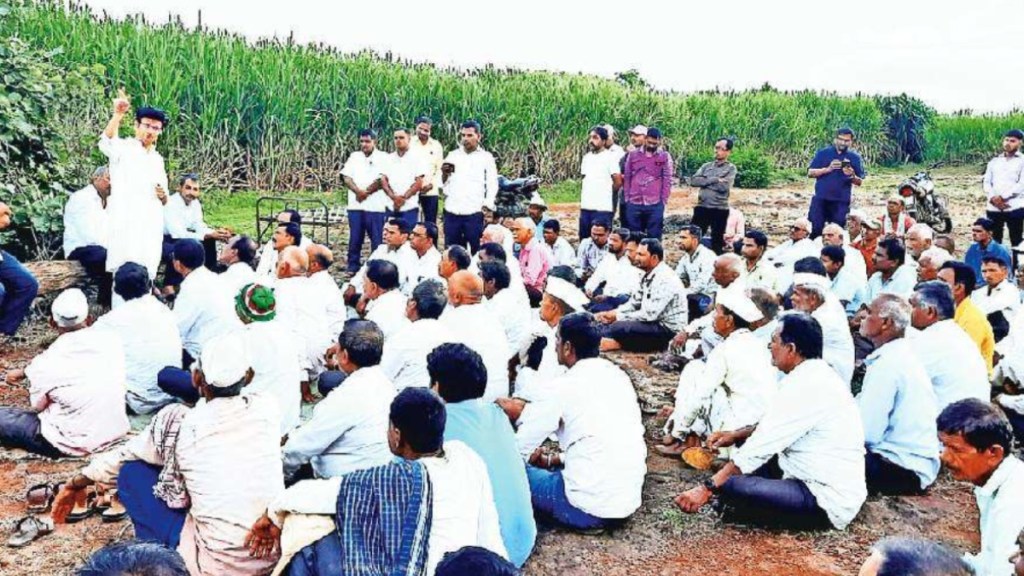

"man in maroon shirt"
[622,127,674,240]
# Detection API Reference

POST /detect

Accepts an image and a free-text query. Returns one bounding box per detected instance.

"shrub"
[730,147,776,189]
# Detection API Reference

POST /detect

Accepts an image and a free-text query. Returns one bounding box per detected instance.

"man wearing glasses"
[98,89,171,293]
[807,128,866,238]
[689,138,738,254]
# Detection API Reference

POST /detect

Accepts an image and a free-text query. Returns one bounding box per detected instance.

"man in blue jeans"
[0,202,40,339]
[807,128,866,238]
[621,127,673,240]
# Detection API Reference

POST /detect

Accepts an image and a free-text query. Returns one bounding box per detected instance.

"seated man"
[740,230,778,292]
[360,260,411,340]
[660,289,778,456]
[974,255,1020,341]
[858,294,940,495]
[939,261,996,374]
[863,237,917,304]
[852,216,883,277]
[94,263,182,415]
[764,216,819,290]
[821,222,868,283]
[58,335,284,574]
[275,245,333,399]
[260,388,507,576]
[435,547,521,576]
[515,313,647,531]
[790,271,855,387]
[216,235,257,296]
[585,227,641,313]
[439,245,472,282]
[254,211,310,283]
[481,260,532,357]
[1,289,128,457]
[477,242,528,302]
[674,225,718,319]
[480,217,516,260]
[879,194,916,239]
[344,218,416,299]
[235,283,303,435]
[542,220,576,269]
[937,399,1024,576]
[966,217,1013,286]
[575,220,610,285]
[859,538,972,576]
[0,201,40,340]
[511,217,553,307]
[64,166,112,305]
[909,281,989,409]
[917,246,952,283]
[675,313,867,531]
[305,244,346,339]
[596,238,688,353]
[429,343,537,568]
[905,222,938,268]
[75,541,191,575]
[283,320,395,480]
[160,173,231,290]
[381,279,454,391]
[441,271,512,401]
[407,221,443,292]
[821,245,865,316]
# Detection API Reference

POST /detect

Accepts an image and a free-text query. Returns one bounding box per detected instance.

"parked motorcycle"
[492,175,542,219]
[898,162,952,233]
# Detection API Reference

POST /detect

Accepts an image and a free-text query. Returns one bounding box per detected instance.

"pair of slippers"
[25,482,127,523]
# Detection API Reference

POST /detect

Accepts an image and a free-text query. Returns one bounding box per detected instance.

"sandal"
[100,490,127,523]
[7,516,54,548]
[65,487,96,524]
[26,483,55,515]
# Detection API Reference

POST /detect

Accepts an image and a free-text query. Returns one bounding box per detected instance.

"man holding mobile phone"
[807,128,866,238]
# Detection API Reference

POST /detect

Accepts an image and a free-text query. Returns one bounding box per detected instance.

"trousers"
[719,457,832,530]
[586,293,631,313]
[526,465,614,530]
[118,460,188,548]
[68,245,113,306]
[443,211,484,253]
[692,206,730,254]
[419,196,439,225]
[579,209,614,241]
[0,406,64,458]
[603,320,675,352]
[157,367,200,404]
[621,202,665,240]
[0,250,39,336]
[317,370,348,397]
[346,211,386,273]
[807,196,850,238]
[864,450,924,495]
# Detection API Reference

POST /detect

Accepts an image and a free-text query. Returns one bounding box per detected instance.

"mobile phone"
[841,159,852,169]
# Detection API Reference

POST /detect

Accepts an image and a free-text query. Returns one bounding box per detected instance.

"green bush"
[731,147,776,189]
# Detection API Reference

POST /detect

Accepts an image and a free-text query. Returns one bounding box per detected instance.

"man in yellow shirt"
[938,261,995,374]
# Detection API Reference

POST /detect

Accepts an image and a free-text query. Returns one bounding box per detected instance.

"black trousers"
[0,407,65,458]
[865,451,924,496]
[419,196,439,225]
[692,206,730,254]
[443,211,484,253]
[68,245,112,306]
[719,457,832,530]
[988,208,1024,249]
[602,320,675,352]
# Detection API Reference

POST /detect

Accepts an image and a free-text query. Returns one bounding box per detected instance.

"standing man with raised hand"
[622,127,674,240]
[98,88,170,286]
[441,120,498,253]
[381,128,428,232]
[690,138,738,254]
[806,127,865,238]
[579,126,622,241]
[984,129,1024,255]
[342,129,387,274]
[411,116,445,224]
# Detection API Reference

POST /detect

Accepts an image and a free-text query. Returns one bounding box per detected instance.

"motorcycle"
[492,175,542,219]
[897,162,952,233]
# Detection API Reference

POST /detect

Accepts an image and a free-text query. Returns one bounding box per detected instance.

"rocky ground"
[0,165,994,574]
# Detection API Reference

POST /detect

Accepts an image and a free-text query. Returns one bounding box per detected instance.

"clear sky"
[78,0,1024,114]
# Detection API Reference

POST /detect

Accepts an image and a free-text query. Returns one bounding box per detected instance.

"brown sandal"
[26,483,55,514]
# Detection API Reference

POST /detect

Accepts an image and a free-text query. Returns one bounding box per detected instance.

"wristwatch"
[702,478,718,494]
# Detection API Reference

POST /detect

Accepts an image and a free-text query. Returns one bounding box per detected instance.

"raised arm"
[102,88,131,140]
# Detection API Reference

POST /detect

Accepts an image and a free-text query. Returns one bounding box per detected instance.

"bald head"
[277,245,309,278]
[712,253,744,288]
[306,244,333,275]
[447,270,484,307]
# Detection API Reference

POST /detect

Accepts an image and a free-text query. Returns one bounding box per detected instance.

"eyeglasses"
[139,122,164,132]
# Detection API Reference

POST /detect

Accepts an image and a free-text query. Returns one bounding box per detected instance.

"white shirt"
[175,394,283,576]
[513,320,566,402]
[984,151,1024,212]
[442,147,499,215]
[25,327,129,456]
[488,287,533,355]
[406,247,443,295]
[859,338,941,489]
[365,289,411,341]
[253,236,312,286]
[964,456,1024,576]
[274,276,334,375]
[348,243,418,294]
[516,357,646,519]
[94,295,182,415]
[163,193,211,240]
[383,150,429,212]
[63,184,109,255]
[341,149,389,212]
[830,263,866,309]
[674,245,718,296]
[442,303,512,402]
[585,251,642,298]
[974,280,1021,320]
[410,137,445,197]
[268,442,507,576]
[98,134,167,278]
[809,296,855,387]
[545,236,576,268]
[842,244,868,282]
[241,320,303,435]
[733,359,867,529]
[909,320,990,409]
[580,149,620,212]
[219,262,256,298]
[174,267,243,359]
[308,270,347,338]
[671,329,778,434]
[765,237,819,290]
[282,366,396,478]
[380,318,455,391]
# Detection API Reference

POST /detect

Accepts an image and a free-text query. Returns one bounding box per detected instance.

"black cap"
[1006,129,1024,140]
[647,127,662,139]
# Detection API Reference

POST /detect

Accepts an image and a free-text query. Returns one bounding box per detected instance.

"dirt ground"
[0,165,993,574]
